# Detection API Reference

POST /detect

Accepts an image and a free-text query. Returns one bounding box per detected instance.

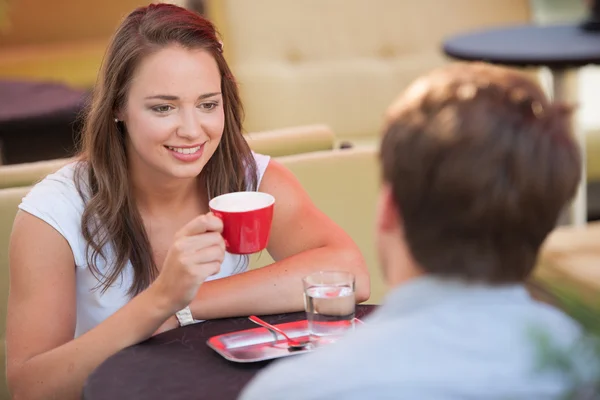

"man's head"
[376,63,580,286]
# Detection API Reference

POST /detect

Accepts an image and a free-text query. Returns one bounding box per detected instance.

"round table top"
[443,23,600,68]
[83,304,377,400]
[0,80,87,122]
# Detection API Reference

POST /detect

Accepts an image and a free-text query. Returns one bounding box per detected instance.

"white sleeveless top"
[18,152,271,337]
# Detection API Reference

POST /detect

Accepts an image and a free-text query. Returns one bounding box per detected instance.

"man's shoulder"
[239,320,421,400]
[240,297,583,400]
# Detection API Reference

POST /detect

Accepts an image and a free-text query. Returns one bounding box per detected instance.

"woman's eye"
[152,105,174,113]
[199,102,219,111]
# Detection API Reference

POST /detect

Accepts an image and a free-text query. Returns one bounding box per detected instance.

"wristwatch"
[175,306,195,327]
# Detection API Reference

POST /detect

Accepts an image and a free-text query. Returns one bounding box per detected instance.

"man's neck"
[386,264,424,289]
[383,244,425,289]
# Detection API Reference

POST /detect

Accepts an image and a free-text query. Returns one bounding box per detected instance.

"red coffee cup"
[208,191,275,255]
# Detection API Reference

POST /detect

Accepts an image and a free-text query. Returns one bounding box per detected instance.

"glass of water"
[302,271,355,340]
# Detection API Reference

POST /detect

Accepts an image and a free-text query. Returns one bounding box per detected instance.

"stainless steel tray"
[207,319,359,363]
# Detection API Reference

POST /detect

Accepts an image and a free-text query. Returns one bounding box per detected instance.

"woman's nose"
[176,108,205,140]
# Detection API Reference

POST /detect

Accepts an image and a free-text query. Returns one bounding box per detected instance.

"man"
[239,63,584,400]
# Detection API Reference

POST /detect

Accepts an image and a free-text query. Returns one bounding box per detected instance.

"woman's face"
[120,44,224,181]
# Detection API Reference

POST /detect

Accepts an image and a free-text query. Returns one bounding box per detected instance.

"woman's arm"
[6,212,223,399]
[188,159,370,320]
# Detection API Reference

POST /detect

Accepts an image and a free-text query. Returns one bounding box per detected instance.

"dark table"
[0,80,88,165]
[443,23,600,227]
[83,305,376,400]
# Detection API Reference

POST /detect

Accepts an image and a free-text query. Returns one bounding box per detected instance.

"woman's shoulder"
[18,161,89,232]
[26,160,89,201]
[17,160,91,265]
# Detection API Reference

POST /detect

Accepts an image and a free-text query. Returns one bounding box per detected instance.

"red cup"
[208,191,275,255]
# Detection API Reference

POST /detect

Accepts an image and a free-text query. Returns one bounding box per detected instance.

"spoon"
[248,315,311,350]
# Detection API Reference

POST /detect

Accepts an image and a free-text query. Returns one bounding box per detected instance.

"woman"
[6,4,369,398]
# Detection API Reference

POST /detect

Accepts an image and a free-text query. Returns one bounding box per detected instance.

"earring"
[114,118,119,123]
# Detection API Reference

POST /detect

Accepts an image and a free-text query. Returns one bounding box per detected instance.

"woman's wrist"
[153,315,179,336]
[144,281,178,318]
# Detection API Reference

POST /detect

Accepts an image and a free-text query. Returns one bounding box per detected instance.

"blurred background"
[0,1,595,158]
[3,0,596,212]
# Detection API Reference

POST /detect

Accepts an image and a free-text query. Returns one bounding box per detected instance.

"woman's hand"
[184,160,369,321]
[150,213,225,314]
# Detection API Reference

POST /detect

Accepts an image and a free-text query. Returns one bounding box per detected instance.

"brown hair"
[380,63,581,284]
[75,4,257,295]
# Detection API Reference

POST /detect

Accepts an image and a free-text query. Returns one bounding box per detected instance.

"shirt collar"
[367,275,531,322]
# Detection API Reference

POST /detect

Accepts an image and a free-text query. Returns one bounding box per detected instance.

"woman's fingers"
[177,213,223,238]
[181,244,225,266]
[175,232,225,254]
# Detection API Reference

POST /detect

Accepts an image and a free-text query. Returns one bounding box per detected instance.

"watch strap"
[175,306,195,327]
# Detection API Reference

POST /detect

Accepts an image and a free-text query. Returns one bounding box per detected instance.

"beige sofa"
[536,222,600,302]
[206,0,600,190]
[250,146,384,303]
[0,187,29,400]
[206,0,531,143]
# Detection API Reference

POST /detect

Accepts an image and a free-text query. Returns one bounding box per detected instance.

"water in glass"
[304,285,355,338]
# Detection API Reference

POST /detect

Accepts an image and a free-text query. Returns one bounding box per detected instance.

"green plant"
[534,280,600,399]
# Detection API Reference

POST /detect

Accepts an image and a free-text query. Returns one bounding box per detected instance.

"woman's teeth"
[167,145,201,154]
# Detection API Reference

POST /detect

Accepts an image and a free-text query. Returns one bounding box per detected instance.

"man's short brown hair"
[380,63,581,284]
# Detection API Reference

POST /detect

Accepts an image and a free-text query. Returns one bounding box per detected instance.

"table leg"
[551,68,587,227]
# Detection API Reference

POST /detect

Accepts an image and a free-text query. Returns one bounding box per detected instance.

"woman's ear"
[114,108,124,122]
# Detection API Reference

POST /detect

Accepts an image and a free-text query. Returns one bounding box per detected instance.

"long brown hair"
[75,4,257,296]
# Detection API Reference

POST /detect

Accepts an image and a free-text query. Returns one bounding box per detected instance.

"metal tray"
[207,319,358,363]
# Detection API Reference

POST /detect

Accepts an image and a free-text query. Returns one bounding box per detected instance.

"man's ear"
[376,183,402,234]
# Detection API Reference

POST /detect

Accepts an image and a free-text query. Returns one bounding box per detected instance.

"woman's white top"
[18,153,270,337]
